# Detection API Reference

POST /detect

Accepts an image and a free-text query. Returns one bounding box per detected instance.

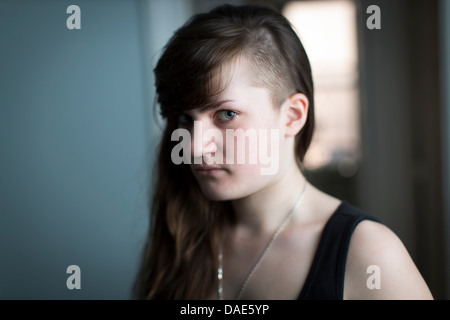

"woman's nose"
[191,120,219,159]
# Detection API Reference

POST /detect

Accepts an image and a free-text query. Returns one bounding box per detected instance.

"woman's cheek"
[222,125,282,176]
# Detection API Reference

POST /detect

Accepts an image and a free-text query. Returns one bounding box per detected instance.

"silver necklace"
[218,181,307,300]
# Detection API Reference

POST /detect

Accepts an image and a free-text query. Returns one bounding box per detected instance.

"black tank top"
[297,201,379,300]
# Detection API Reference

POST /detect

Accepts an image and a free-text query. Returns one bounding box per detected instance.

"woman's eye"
[177,113,192,125]
[216,110,237,121]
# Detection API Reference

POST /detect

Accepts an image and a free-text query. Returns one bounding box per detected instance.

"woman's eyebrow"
[200,99,234,112]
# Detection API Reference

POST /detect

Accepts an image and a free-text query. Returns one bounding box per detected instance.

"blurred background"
[0,0,449,299]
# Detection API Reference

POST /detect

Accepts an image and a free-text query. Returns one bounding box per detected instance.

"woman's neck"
[229,163,308,237]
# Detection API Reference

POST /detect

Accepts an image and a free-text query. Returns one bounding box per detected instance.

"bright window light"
[283,0,360,175]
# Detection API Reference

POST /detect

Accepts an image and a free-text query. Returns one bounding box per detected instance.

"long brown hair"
[134,4,315,299]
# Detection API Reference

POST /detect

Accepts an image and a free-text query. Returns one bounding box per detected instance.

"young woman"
[134,4,433,300]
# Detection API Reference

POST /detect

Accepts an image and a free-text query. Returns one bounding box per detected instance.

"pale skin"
[181,57,433,300]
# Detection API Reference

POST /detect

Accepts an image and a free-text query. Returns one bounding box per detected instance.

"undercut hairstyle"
[134,4,315,299]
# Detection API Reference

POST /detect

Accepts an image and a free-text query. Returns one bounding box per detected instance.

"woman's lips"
[194,165,227,176]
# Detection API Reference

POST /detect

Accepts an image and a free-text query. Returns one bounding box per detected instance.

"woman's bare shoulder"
[344,220,433,300]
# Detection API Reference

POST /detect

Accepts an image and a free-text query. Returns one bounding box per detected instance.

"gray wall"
[0,0,151,299]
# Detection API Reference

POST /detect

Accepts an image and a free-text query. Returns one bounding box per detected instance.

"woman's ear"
[283,93,309,137]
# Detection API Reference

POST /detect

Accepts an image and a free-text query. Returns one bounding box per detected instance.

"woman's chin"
[198,185,245,201]
[200,190,235,201]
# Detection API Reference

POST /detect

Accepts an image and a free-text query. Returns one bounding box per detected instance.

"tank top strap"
[298,201,379,300]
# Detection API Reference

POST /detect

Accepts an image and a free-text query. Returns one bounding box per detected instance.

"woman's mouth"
[194,165,227,176]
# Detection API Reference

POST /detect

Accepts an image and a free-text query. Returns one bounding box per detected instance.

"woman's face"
[177,58,293,201]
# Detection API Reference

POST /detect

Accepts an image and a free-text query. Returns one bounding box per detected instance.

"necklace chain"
[218,182,307,300]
